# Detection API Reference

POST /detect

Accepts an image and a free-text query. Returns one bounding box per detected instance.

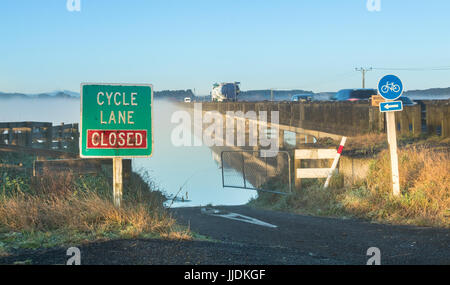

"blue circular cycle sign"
[377,75,403,100]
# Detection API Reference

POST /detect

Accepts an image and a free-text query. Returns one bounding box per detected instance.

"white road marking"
[201,208,277,228]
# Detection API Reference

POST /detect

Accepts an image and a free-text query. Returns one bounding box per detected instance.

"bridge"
[187,100,450,139]
[183,100,449,192]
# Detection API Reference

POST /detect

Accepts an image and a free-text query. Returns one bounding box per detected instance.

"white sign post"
[377,75,404,196]
[385,112,400,196]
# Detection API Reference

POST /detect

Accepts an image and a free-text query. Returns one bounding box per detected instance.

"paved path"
[171,205,450,265]
[0,205,448,264]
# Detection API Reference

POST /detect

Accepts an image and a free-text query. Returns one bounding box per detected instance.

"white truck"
[211,82,240,102]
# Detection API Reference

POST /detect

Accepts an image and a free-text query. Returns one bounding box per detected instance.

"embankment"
[0,151,191,257]
[249,147,450,228]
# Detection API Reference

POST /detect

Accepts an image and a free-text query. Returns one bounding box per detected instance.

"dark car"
[396,96,417,106]
[333,88,377,101]
[291,94,313,102]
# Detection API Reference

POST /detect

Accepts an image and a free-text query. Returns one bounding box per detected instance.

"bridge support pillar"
[306,135,315,144]
[245,119,253,146]
[278,130,284,149]
[295,132,304,147]
[252,121,260,156]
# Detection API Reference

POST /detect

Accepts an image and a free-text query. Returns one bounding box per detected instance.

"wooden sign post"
[113,157,123,207]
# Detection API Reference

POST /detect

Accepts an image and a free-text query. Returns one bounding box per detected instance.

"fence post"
[8,127,14,145]
[443,104,450,137]
[45,123,53,150]
[58,123,64,150]
[25,123,33,147]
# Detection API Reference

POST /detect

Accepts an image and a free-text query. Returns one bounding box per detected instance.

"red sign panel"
[87,130,147,149]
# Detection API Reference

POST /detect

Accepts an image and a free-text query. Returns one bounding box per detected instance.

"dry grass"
[357,147,450,226]
[320,133,449,156]
[346,133,387,150]
[0,171,192,251]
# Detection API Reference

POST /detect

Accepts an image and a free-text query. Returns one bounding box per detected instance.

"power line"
[268,70,358,91]
[372,66,450,71]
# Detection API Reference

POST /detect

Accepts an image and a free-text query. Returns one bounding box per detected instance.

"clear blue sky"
[1,0,450,94]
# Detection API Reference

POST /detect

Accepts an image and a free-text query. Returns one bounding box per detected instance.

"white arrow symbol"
[384,103,398,109]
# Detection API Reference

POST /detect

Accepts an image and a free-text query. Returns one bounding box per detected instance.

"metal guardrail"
[221,150,292,195]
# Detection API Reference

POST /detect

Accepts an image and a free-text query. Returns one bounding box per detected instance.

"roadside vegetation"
[249,147,450,228]
[0,152,192,257]
[316,133,450,156]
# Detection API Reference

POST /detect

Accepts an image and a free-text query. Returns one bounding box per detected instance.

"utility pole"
[355,67,372,88]
[270,88,274,101]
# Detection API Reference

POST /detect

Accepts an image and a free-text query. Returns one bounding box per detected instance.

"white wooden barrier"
[295,149,337,179]
[294,137,347,189]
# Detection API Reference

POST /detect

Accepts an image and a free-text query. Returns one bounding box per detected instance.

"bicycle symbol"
[380,82,401,94]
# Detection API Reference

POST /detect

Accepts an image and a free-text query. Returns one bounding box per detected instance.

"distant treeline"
[1,87,449,101]
[0,90,197,101]
[154,89,195,100]
[0,91,76,100]
[404,87,450,96]
[239,89,313,101]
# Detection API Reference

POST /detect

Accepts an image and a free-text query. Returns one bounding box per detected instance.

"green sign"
[80,83,153,158]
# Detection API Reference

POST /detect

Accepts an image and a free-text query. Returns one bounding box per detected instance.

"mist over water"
[0,98,256,207]
[0,98,80,124]
[132,99,257,207]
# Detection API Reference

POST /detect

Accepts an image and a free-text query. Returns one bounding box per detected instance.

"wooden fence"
[0,121,79,153]
[0,122,131,179]
[33,158,132,179]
